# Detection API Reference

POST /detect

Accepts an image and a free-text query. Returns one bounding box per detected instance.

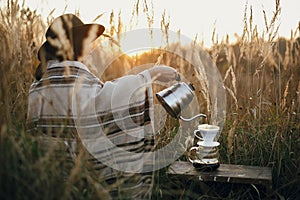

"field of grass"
[0,0,299,199]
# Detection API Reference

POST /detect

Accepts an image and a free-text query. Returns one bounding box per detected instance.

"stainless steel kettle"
[156,82,206,121]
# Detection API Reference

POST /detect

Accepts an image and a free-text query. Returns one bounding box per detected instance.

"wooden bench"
[167,161,273,196]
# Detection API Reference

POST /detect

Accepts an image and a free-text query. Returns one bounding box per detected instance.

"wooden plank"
[167,161,272,186]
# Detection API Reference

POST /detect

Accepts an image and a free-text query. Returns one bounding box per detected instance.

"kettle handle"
[179,113,206,122]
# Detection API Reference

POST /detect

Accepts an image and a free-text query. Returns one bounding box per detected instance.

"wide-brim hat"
[38,14,105,61]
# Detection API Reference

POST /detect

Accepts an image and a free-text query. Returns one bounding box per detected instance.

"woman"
[27,14,179,199]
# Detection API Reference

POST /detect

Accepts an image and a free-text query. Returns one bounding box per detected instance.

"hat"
[37,14,105,62]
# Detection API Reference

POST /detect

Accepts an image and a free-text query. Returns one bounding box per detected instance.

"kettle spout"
[179,114,207,122]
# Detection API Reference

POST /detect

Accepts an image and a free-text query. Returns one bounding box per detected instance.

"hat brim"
[73,24,105,41]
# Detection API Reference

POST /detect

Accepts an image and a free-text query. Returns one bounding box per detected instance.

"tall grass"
[0,0,299,199]
[208,0,300,198]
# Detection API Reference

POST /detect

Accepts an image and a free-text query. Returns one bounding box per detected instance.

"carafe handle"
[187,146,200,163]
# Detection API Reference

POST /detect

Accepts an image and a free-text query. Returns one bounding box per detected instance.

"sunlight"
[18,0,300,48]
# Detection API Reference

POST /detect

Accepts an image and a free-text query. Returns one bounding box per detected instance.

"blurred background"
[0,0,299,199]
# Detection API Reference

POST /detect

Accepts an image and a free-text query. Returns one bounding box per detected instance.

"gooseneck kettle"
[156,82,206,121]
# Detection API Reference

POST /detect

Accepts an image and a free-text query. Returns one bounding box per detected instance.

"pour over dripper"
[156,82,206,121]
[194,124,219,146]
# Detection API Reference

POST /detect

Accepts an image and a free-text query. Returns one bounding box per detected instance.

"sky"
[13,0,300,47]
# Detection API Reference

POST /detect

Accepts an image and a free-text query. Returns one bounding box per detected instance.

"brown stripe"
[46,66,95,77]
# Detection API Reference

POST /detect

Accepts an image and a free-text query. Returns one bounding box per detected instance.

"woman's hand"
[148,65,180,83]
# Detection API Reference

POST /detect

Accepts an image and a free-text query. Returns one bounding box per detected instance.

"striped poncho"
[27,60,156,199]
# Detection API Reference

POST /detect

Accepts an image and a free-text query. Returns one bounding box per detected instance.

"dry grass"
[0,0,299,199]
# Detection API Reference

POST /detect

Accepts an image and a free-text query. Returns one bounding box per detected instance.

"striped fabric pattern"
[27,60,155,199]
